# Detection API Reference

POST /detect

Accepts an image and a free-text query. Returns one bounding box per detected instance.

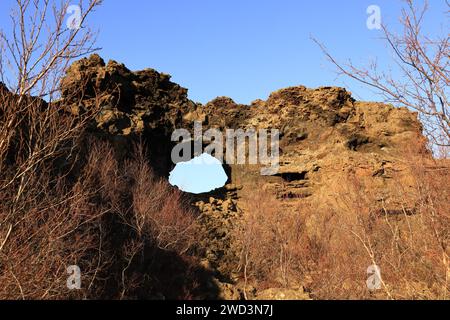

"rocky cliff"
[60,54,430,299]
[61,54,427,204]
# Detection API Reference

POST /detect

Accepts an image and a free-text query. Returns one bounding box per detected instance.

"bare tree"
[314,0,449,150]
[0,0,102,196]
[0,0,102,98]
[0,1,104,299]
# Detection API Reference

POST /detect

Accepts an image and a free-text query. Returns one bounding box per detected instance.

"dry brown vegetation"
[0,115,204,299]
[0,0,212,300]
[0,0,448,301]
[234,153,449,300]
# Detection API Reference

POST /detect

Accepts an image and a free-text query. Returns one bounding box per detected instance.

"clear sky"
[1,0,447,104]
[89,0,447,104]
[169,153,228,194]
[0,0,447,193]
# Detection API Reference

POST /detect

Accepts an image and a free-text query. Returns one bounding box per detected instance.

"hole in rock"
[346,134,370,151]
[276,171,308,182]
[168,153,228,194]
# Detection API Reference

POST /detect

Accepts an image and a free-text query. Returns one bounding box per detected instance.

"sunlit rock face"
[59,54,431,297]
[60,54,428,208]
[169,153,228,194]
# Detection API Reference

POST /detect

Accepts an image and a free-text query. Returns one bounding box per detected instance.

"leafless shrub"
[0,143,110,299]
[321,159,449,299]
[0,0,206,300]
[0,138,203,300]
[123,143,199,254]
[0,0,105,299]
[80,141,200,299]
[234,188,311,295]
[235,151,449,299]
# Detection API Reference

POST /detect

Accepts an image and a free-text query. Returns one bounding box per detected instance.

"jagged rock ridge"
[60,54,429,299]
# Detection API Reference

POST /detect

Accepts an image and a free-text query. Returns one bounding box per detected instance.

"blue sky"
[88,0,447,104]
[169,153,228,194]
[2,0,447,104]
[0,0,447,193]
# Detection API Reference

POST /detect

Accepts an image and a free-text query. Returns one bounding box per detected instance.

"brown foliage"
[234,153,449,299]
[0,0,206,300]
[0,135,202,299]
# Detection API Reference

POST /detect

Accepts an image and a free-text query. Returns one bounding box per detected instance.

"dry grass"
[1,88,448,300]
[0,88,106,299]
[233,153,449,300]
[0,99,203,299]
[0,0,210,300]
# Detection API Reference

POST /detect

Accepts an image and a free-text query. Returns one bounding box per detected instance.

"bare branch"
[314,0,449,149]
